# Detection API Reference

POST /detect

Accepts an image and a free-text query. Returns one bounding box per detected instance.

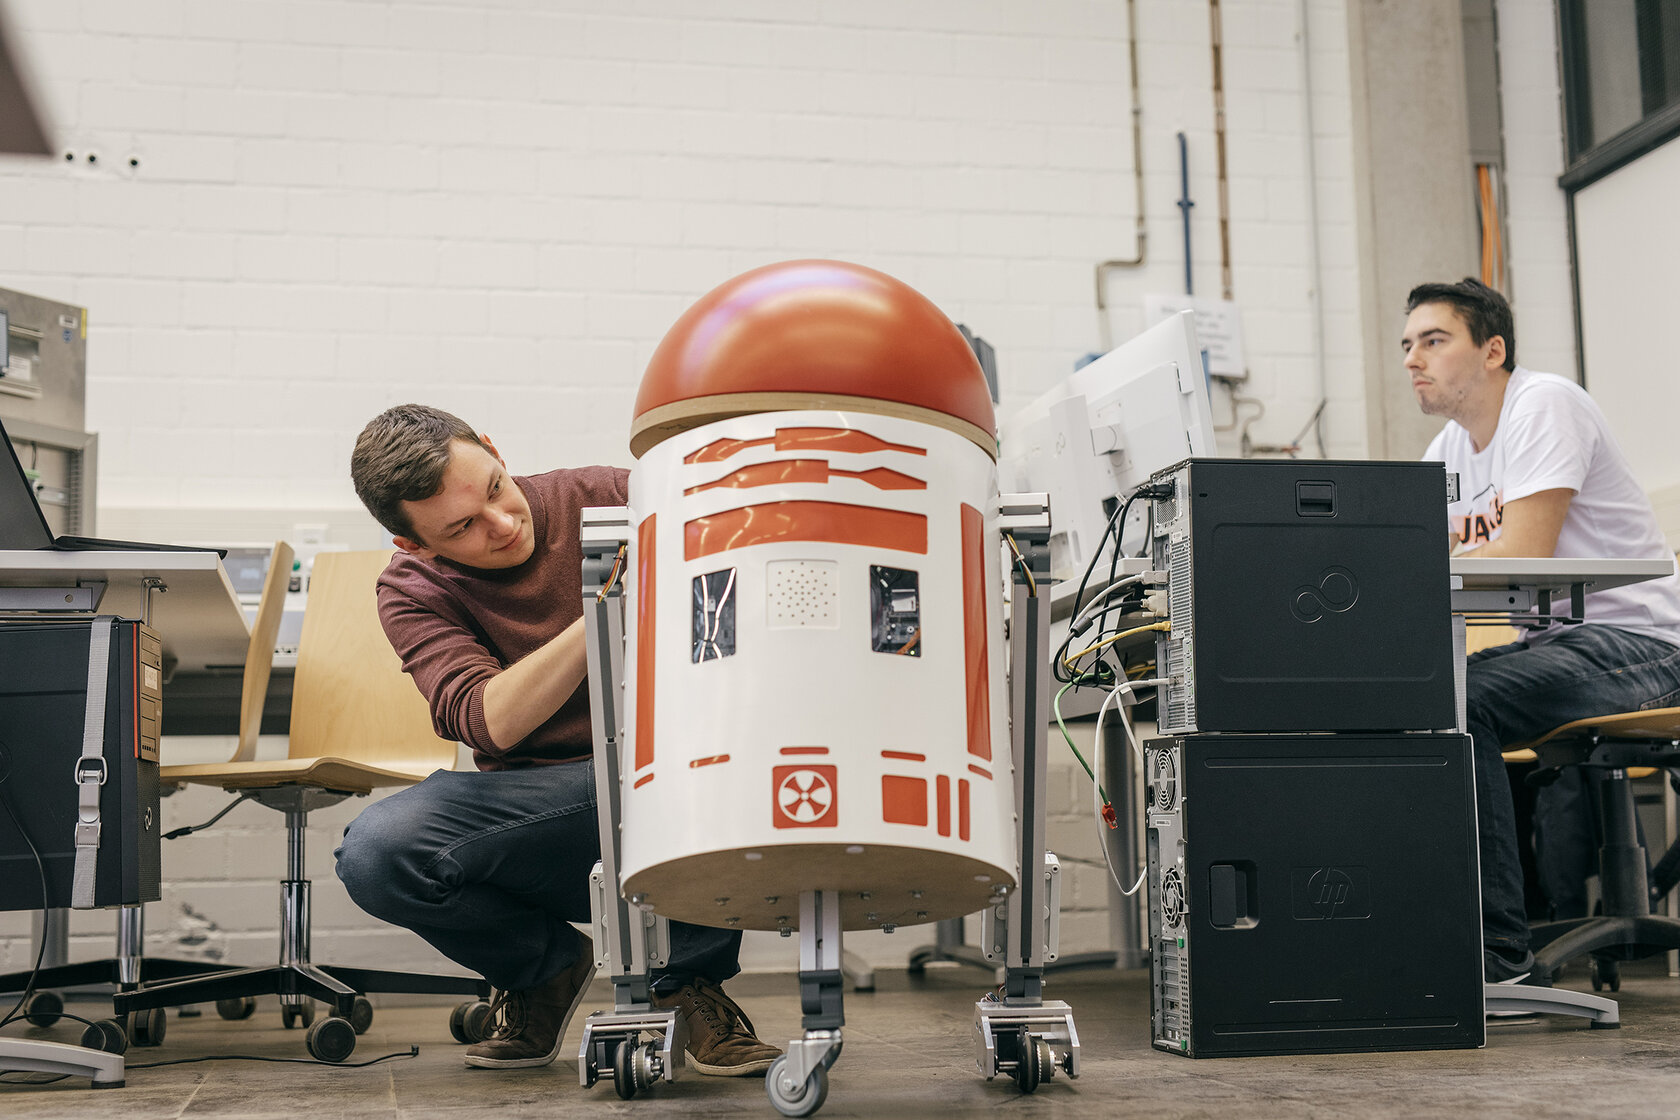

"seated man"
[1403,278,1680,983]
[335,403,781,1074]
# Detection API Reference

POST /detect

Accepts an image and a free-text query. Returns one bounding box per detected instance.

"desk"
[1449,555,1675,617]
[0,550,249,1088]
[1446,556,1677,731]
[0,550,249,675]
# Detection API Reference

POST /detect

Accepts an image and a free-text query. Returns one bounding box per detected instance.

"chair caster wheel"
[23,990,64,1028]
[348,996,374,1034]
[216,996,258,1020]
[125,1006,167,1047]
[766,1054,829,1118]
[281,1001,316,1030]
[306,1015,357,1062]
[449,999,493,1043]
[1590,957,1621,992]
[81,1018,129,1055]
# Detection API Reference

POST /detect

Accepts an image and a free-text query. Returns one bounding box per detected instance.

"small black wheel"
[23,990,64,1028]
[81,1018,128,1055]
[450,998,493,1043]
[216,996,258,1021]
[281,1000,316,1030]
[126,1006,167,1047]
[1591,957,1621,992]
[348,996,374,1034]
[612,1038,639,1101]
[1012,1031,1042,1094]
[766,1055,828,1118]
[306,1015,357,1063]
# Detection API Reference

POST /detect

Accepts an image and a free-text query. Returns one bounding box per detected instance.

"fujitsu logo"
[1292,566,1359,623]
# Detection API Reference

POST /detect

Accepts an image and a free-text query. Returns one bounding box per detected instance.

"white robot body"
[619,409,1017,931]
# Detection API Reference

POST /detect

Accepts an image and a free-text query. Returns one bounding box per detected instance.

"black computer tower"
[1146,733,1484,1057]
[1148,458,1456,734]
[0,618,163,909]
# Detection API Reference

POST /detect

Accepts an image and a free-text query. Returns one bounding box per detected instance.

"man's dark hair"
[352,404,492,542]
[1405,277,1516,371]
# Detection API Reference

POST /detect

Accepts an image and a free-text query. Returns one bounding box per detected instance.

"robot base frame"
[578,496,1079,1115]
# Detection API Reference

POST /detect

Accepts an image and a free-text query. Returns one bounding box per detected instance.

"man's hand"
[481,616,589,750]
[1457,487,1574,559]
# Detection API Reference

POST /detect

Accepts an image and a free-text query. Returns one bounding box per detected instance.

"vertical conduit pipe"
[1094,0,1147,352]
[1176,132,1194,296]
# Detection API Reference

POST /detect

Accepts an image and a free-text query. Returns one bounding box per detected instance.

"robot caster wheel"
[766,1054,829,1118]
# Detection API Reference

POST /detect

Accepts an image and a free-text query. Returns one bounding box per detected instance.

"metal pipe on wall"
[1093,0,1147,353]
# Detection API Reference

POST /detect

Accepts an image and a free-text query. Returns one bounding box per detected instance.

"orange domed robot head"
[630,260,995,459]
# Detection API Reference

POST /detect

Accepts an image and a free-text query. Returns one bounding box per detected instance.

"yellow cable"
[1062,620,1170,670]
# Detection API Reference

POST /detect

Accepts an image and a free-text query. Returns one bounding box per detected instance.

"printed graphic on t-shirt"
[1453,485,1503,546]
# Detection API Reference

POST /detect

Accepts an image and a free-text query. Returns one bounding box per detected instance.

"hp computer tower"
[0,618,163,910]
[1146,733,1484,1057]
[1148,458,1456,735]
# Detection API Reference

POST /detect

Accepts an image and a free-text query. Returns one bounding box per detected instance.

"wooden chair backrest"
[229,540,295,764]
[288,549,458,778]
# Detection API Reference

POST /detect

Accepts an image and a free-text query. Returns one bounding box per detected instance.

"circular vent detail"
[1159,867,1185,928]
[1149,750,1178,812]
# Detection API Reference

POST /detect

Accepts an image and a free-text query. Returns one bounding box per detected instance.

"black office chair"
[1510,707,1680,989]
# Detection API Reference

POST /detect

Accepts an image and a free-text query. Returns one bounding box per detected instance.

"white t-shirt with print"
[1423,365,1680,646]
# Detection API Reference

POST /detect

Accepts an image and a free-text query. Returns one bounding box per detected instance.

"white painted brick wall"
[1494,0,1577,381]
[0,0,1565,982]
[0,0,1369,502]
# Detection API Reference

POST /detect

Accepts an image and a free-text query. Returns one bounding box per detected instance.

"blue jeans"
[334,759,742,992]
[1467,624,1680,963]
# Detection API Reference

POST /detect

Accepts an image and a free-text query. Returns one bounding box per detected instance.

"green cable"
[1054,679,1109,805]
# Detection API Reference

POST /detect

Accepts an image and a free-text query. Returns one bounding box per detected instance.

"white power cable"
[1090,676,1170,897]
[1067,573,1148,635]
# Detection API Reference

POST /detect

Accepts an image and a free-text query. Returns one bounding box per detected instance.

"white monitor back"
[999,310,1216,586]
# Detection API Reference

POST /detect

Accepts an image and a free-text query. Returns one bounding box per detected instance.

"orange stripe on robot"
[683,427,929,465]
[881,750,925,762]
[635,514,657,772]
[960,503,991,762]
[936,774,952,837]
[683,460,927,496]
[780,746,829,755]
[633,773,655,789]
[683,501,927,560]
[690,754,730,768]
[967,764,991,780]
[959,778,970,842]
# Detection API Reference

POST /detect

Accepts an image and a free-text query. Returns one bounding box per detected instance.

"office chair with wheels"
[0,541,297,1043]
[110,549,488,1062]
[1508,707,1680,991]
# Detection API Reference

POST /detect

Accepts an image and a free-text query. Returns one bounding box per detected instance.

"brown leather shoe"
[465,935,596,1069]
[654,978,782,1077]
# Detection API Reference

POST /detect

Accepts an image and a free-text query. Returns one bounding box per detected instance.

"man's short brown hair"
[352,404,491,542]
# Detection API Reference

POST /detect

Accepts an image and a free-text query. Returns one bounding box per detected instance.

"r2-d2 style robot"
[577,260,1080,1116]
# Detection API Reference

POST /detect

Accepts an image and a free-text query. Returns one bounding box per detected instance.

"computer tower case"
[0,618,163,909]
[1146,732,1484,1057]
[1149,458,1455,735]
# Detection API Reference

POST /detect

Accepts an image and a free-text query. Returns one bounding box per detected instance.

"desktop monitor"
[999,310,1217,587]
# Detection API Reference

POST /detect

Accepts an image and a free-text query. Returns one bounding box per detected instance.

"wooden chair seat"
[160,756,441,796]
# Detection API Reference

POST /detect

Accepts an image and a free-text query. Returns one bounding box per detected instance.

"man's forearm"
[481,616,589,750]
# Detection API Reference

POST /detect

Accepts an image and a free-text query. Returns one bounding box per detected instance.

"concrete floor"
[6,958,1680,1119]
